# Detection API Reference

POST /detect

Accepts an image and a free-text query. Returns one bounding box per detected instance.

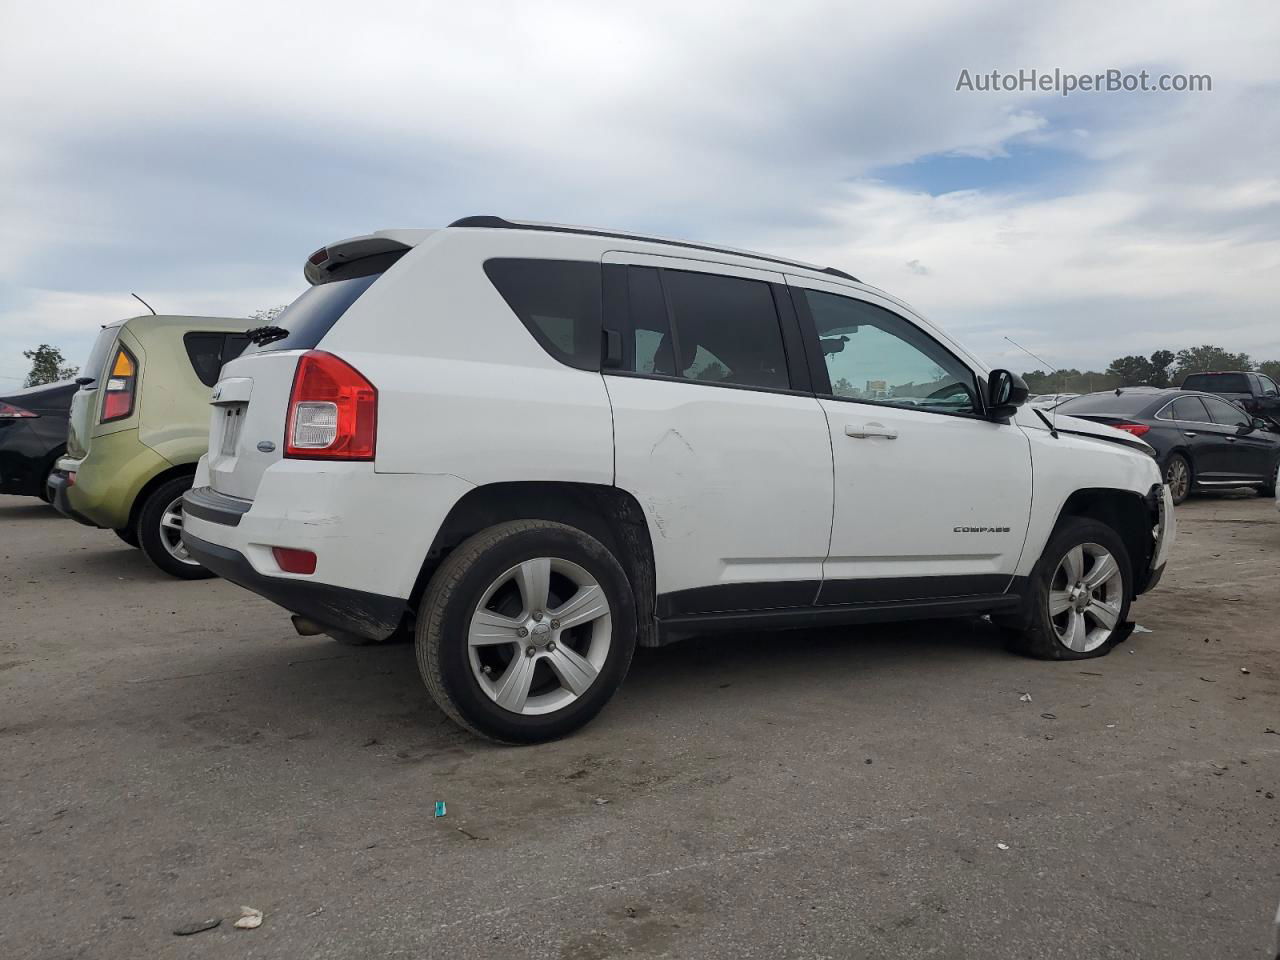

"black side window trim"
[601,263,808,395]
[790,284,988,419]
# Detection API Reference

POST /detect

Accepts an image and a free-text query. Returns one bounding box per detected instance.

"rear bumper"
[47,470,98,526]
[183,531,407,641]
[52,431,171,530]
[180,460,473,601]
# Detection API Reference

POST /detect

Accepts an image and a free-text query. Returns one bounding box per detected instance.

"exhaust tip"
[291,614,325,637]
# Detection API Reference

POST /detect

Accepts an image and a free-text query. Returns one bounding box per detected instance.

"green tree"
[1148,350,1176,388]
[23,344,78,388]
[1106,355,1154,386]
[1173,344,1252,380]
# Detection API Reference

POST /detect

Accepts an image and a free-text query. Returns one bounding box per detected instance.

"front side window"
[655,270,790,389]
[803,290,978,415]
[1259,374,1279,397]
[1202,395,1250,427]
[484,259,602,370]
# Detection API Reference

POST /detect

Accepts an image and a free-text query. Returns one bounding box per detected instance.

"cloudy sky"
[2,0,1277,385]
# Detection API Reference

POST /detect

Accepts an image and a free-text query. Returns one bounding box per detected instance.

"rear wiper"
[246,325,288,346]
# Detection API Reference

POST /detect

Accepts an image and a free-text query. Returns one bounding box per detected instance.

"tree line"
[1023,345,1280,395]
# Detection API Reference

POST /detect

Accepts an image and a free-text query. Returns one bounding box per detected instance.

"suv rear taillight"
[101,346,137,422]
[284,351,377,460]
[1112,422,1151,437]
[0,401,38,419]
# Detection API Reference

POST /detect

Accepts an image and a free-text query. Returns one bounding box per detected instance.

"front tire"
[1007,517,1132,661]
[137,476,214,580]
[114,526,140,548]
[416,520,637,744]
[1164,453,1191,505]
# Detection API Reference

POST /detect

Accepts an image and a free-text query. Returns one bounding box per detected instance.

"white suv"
[182,217,1174,743]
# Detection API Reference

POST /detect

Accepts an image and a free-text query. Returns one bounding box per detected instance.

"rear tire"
[416,520,637,744]
[1164,453,1191,505]
[1007,517,1132,661]
[115,526,140,548]
[1260,460,1278,498]
[137,476,215,580]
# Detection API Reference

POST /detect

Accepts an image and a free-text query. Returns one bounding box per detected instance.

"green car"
[48,314,249,578]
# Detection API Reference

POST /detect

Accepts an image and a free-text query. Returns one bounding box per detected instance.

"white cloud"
[1,0,1278,380]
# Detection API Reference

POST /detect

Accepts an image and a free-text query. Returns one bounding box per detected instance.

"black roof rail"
[447,215,859,283]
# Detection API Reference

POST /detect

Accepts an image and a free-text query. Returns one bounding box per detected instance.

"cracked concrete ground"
[2,491,1277,959]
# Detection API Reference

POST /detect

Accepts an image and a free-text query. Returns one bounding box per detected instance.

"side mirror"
[1240,418,1266,434]
[987,369,1029,418]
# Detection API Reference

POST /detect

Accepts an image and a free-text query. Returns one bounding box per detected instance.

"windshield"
[246,274,380,353]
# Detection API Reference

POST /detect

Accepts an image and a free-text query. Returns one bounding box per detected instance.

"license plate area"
[219,403,248,456]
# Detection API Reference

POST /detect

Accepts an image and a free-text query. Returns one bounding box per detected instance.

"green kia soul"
[48,314,249,578]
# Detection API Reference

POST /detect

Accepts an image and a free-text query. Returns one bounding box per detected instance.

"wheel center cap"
[529,621,552,647]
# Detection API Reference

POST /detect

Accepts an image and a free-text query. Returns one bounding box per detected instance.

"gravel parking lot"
[2,492,1278,960]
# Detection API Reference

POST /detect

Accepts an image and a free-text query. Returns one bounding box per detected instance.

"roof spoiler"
[303,229,433,285]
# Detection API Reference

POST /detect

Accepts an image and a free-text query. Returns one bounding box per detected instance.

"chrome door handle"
[845,424,898,440]
[1226,436,1237,442]
[1183,431,1197,437]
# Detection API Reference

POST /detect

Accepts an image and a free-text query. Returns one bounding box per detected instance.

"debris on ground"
[1240,667,1250,674]
[233,907,263,930]
[1132,625,1152,634]
[1199,677,1216,683]
[1019,693,1033,702]
[173,918,221,936]
[593,797,611,805]
[1040,713,1057,720]
[434,801,446,817]
[996,842,1010,850]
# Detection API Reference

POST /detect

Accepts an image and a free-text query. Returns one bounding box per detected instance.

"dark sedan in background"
[1057,387,1280,505]
[0,380,76,502]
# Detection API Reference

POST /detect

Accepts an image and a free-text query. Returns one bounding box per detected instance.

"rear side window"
[659,270,790,389]
[185,333,254,387]
[1182,372,1249,392]
[247,273,381,354]
[627,267,676,375]
[484,259,603,370]
[1168,395,1210,421]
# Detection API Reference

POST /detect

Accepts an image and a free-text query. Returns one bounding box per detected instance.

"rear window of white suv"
[246,273,380,354]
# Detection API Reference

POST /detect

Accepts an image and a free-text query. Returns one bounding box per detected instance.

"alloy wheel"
[1165,457,1190,503]
[1048,542,1124,653]
[159,494,199,566]
[467,557,612,715]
